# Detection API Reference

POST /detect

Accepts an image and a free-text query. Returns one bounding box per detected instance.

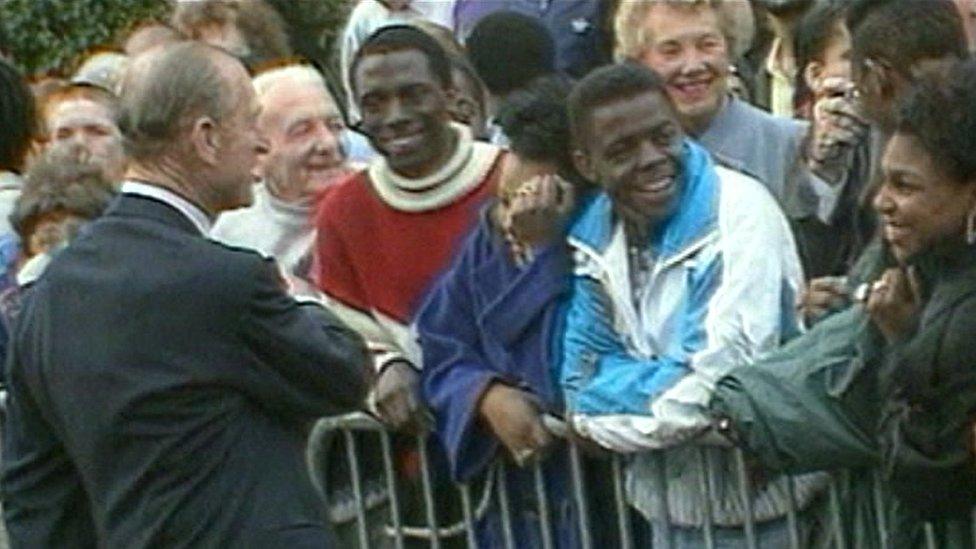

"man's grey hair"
[614,0,756,62]
[117,41,241,163]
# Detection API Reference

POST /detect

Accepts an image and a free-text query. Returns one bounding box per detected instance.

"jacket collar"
[120,181,212,235]
[106,193,204,236]
[568,139,719,263]
[468,209,570,346]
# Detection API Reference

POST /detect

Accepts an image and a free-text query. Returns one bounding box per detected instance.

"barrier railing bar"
[924,522,937,549]
[872,470,889,549]
[651,452,672,549]
[568,442,594,549]
[343,429,370,549]
[784,474,801,549]
[971,507,976,548]
[611,454,634,549]
[379,431,406,549]
[458,483,478,549]
[733,449,758,549]
[416,435,442,549]
[315,412,976,549]
[497,463,516,549]
[827,476,847,549]
[532,460,555,549]
[695,448,715,549]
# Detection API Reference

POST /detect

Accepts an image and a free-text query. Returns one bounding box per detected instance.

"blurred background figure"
[466,11,558,146]
[171,0,292,70]
[954,0,976,52]
[71,49,128,94]
[752,0,814,117]
[39,84,126,184]
[454,0,610,81]
[122,21,182,57]
[0,151,115,368]
[0,57,35,237]
[410,19,490,140]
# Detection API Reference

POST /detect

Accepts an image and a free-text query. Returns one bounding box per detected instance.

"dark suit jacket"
[1,193,369,548]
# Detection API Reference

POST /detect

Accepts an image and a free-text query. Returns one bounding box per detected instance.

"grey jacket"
[698,96,821,220]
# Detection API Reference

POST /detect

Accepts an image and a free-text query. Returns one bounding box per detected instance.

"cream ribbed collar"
[368,124,501,212]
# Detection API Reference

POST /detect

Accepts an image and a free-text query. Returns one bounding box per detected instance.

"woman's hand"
[866,267,922,344]
[479,383,554,466]
[505,174,575,249]
[797,276,851,325]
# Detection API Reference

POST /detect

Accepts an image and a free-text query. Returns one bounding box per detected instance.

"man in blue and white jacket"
[561,63,826,545]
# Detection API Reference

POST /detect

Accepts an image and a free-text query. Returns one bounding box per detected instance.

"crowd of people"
[0,0,975,547]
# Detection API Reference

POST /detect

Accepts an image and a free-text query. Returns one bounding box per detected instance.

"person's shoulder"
[315,169,372,223]
[734,98,808,143]
[318,170,371,210]
[714,165,785,221]
[346,0,397,36]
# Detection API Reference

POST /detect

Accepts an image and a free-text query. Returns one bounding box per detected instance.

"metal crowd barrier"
[307,412,976,549]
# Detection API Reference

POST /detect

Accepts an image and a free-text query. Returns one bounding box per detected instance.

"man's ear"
[189,116,220,166]
[572,148,596,183]
[804,61,824,94]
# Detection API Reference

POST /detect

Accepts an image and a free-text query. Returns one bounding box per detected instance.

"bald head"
[252,65,330,103]
[118,41,248,163]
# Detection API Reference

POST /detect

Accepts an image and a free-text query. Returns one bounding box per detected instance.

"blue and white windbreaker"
[559,140,804,452]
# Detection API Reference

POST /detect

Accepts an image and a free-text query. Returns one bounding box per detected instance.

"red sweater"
[314,158,504,326]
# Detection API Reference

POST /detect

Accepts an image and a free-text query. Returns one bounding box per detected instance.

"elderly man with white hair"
[615,0,825,226]
[212,64,354,278]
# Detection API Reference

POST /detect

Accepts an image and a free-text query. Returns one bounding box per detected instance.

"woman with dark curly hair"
[865,57,976,541]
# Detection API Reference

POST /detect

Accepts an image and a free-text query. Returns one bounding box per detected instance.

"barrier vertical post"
[417,435,442,549]
[496,463,516,549]
[380,431,406,549]
[343,430,370,548]
[568,442,594,549]
[696,448,716,549]
[733,449,758,549]
[532,461,555,549]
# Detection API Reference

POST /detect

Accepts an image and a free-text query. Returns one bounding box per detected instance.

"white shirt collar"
[120,181,212,236]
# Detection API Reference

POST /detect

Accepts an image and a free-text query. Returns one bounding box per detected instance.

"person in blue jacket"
[417,75,606,547]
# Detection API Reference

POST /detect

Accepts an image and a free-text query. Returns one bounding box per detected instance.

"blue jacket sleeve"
[417,236,503,483]
[560,274,690,416]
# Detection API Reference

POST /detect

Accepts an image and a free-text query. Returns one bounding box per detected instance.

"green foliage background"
[0,0,169,74]
[0,0,351,75]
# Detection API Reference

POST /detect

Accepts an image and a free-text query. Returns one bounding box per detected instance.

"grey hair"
[614,0,756,62]
[252,64,329,103]
[117,41,240,163]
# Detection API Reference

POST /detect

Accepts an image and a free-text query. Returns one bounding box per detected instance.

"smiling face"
[354,48,456,179]
[875,132,976,264]
[638,4,730,134]
[257,80,347,202]
[577,90,685,231]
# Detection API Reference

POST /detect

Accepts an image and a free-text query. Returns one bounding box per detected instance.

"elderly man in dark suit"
[1,41,369,548]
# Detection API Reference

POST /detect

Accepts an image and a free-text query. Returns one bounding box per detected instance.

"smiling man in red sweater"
[314,25,505,430]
